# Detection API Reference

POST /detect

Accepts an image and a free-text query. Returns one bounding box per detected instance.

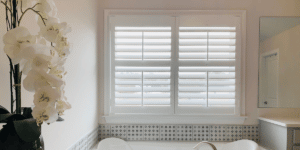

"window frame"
[103,10,247,124]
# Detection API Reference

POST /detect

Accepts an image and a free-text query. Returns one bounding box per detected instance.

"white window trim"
[103,9,247,124]
[103,115,246,124]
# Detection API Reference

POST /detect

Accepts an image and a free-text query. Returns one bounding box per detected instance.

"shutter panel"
[176,15,240,115]
[110,16,175,114]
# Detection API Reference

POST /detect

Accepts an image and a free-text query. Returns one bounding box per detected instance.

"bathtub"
[127,141,267,150]
[95,138,267,150]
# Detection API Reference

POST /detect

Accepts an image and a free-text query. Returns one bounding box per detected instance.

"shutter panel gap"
[142,32,144,106]
[142,71,144,106]
[207,32,209,61]
[142,32,144,60]
[206,71,208,107]
[206,32,209,107]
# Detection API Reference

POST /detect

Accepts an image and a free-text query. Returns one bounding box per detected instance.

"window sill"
[103,115,247,124]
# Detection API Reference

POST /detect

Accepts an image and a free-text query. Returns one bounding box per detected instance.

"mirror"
[259,17,300,108]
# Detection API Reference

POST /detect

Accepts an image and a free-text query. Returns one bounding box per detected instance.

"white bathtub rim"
[127,141,266,150]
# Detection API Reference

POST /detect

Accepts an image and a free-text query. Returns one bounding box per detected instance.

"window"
[104,10,246,124]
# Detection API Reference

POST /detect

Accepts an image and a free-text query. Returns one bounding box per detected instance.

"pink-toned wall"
[0,0,99,150]
[97,0,300,125]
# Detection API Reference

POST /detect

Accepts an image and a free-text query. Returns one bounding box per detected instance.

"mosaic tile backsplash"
[99,124,259,143]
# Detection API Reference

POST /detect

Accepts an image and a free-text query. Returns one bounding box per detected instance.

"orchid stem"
[18,3,47,26]
[1,1,12,14]
[20,0,23,13]
[11,0,22,114]
[5,0,11,30]
[8,56,14,113]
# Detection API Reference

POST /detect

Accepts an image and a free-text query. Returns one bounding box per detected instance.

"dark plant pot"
[0,106,44,150]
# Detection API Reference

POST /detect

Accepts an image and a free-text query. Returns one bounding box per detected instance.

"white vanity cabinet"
[259,117,300,150]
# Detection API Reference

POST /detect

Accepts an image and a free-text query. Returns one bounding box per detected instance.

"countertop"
[259,117,300,127]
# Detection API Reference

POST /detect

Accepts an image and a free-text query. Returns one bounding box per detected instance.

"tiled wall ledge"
[68,127,98,150]
[99,124,259,143]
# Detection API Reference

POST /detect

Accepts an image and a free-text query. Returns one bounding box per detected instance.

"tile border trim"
[68,127,98,150]
[99,124,259,143]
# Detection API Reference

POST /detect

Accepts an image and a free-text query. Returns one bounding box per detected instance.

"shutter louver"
[178,26,237,111]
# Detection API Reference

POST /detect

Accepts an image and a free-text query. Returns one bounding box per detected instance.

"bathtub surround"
[98,124,259,143]
[68,127,98,150]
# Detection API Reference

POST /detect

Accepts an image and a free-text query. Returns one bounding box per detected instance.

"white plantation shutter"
[109,16,175,114]
[108,14,242,115]
[176,16,241,115]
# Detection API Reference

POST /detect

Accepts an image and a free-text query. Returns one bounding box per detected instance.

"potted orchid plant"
[0,0,71,149]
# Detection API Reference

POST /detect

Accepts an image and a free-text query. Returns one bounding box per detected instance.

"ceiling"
[260,17,300,41]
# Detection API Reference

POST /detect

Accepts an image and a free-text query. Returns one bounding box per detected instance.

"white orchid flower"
[49,65,66,79]
[21,54,52,75]
[35,0,57,17]
[36,35,47,45]
[55,36,70,58]
[32,102,58,125]
[18,43,52,74]
[47,50,67,78]
[50,48,67,65]
[33,86,60,108]
[56,98,71,116]
[3,26,36,64]
[39,17,71,43]
[23,68,64,92]
[1,0,71,125]
[19,43,52,59]
[43,106,59,124]
[56,89,71,116]
[48,51,67,78]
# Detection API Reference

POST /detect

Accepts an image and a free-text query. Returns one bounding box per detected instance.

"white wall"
[97,0,300,125]
[0,0,99,150]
